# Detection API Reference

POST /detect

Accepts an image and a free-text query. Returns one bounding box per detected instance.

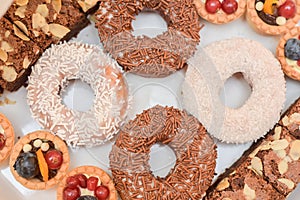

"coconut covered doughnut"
[182,38,286,143]
[95,0,201,78]
[110,105,217,199]
[27,42,129,147]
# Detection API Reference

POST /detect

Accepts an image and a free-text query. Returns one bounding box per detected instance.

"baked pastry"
[182,38,286,143]
[27,42,129,147]
[246,0,300,35]
[0,112,14,163]
[95,0,201,78]
[9,130,69,190]
[56,165,117,200]
[276,26,300,81]
[193,0,246,24]
[110,105,217,199]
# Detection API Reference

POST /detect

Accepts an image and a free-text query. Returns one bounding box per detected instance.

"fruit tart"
[247,0,300,35]
[193,0,246,24]
[277,26,300,81]
[57,166,117,200]
[9,130,69,190]
[0,113,14,163]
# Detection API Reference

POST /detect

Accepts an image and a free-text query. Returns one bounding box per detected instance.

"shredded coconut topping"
[27,42,129,147]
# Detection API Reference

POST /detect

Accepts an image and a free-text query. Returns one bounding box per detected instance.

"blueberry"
[284,38,300,60]
[77,196,97,200]
[14,152,39,179]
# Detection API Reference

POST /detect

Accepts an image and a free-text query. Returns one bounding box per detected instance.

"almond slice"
[52,0,62,13]
[2,66,17,82]
[14,21,29,36]
[13,24,30,41]
[0,49,8,62]
[16,0,28,6]
[49,23,70,39]
[23,56,30,69]
[36,4,49,18]
[15,6,27,18]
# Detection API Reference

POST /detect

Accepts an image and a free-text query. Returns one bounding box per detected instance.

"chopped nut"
[41,142,50,151]
[289,140,300,161]
[0,49,8,62]
[278,159,288,175]
[36,4,49,18]
[13,24,30,41]
[49,23,70,39]
[260,141,272,150]
[251,157,263,176]
[16,0,28,6]
[15,6,27,18]
[1,41,13,52]
[278,178,295,190]
[32,13,48,32]
[52,0,62,13]
[4,31,10,38]
[33,139,43,148]
[216,178,230,191]
[22,56,30,69]
[282,116,290,126]
[22,144,32,152]
[274,149,286,159]
[2,66,17,82]
[273,126,282,140]
[271,139,289,150]
[243,184,256,200]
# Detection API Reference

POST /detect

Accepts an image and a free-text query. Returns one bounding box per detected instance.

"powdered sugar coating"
[27,42,129,147]
[183,38,286,143]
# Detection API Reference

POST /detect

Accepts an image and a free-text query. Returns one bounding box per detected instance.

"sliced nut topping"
[15,6,27,18]
[284,155,292,163]
[13,24,30,41]
[260,141,272,150]
[52,0,62,13]
[23,56,30,69]
[278,178,295,190]
[274,149,286,159]
[289,140,300,161]
[282,116,290,126]
[273,126,282,141]
[33,30,40,37]
[14,21,29,35]
[271,139,289,150]
[49,23,70,39]
[1,41,13,52]
[290,113,300,123]
[1,66,17,82]
[32,13,48,34]
[278,159,288,175]
[216,178,230,191]
[4,31,10,38]
[0,49,8,62]
[78,1,88,12]
[36,4,49,18]
[243,184,256,200]
[16,0,28,6]
[251,157,263,176]
[249,146,261,158]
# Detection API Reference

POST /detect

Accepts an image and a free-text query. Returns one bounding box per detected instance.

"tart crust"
[9,130,70,190]
[246,0,300,35]
[0,113,14,163]
[57,165,117,200]
[276,26,300,80]
[194,0,246,24]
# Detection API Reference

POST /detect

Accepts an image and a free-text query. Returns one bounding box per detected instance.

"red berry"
[87,176,98,191]
[0,134,6,150]
[63,187,80,200]
[44,149,63,170]
[278,0,297,19]
[297,60,300,66]
[95,185,110,200]
[74,174,88,188]
[298,35,300,40]
[205,0,221,14]
[221,0,238,14]
[66,176,80,189]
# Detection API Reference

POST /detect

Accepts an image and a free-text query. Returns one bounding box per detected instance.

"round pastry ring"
[110,105,217,199]
[27,42,128,147]
[0,112,14,163]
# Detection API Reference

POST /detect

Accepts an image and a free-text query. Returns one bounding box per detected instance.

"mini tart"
[57,165,117,200]
[246,0,300,35]
[194,0,246,24]
[276,27,300,80]
[0,113,14,163]
[9,130,69,190]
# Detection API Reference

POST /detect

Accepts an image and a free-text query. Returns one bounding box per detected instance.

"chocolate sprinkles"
[109,105,217,199]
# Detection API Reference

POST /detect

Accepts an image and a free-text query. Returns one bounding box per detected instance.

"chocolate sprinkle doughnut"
[95,0,201,78]
[109,105,217,199]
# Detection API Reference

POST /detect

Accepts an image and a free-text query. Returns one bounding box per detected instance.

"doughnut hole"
[131,9,168,38]
[60,79,95,112]
[149,143,176,178]
[219,72,252,109]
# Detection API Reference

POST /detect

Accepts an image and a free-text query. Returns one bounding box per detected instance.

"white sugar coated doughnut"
[27,42,129,147]
[182,38,286,143]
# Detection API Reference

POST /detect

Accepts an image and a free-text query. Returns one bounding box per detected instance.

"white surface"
[0,11,300,200]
